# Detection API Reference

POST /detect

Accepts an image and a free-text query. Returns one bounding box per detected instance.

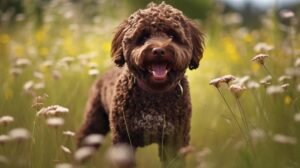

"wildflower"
[0,135,11,144]
[178,145,195,157]
[222,75,236,84]
[250,128,265,142]
[88,69,99,77]
[10,68,23,77]
[23,80,34,93]
[60,57,75,65]
[247,81,260,89]
[254,42,274,53]
[33,71,44,80]
[9,128,31,141]
[278,75,292,83]
[55,163,73,168]
[280,9,295,19]
[234,76,249,86]
[15,58,31,68]
[0,115,14,126]
[41,60,54,68]
[295,58,300,67]
[63,131,75,137]
[88,62,98,68]
[285,67,300,77]
[52,70,62,80]
[106,144,134,168]
[61,145,72,154]
[37,105,69,117]
[266,85,284,95]
[33,82,45,90]
[74,147,96,163]
[209,75,236,88]
[260,75,272,87]
[297,84,300,92]
[280,83,290,90]
[209,78,224,88]
[294,113,300,122]
[251,54,269,65]
[229,84,246,98]
[46,117,64,127]
[273,134,297,145]
[83,134,104,146]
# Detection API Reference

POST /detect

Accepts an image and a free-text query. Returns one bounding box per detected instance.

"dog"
[77,2,204,167]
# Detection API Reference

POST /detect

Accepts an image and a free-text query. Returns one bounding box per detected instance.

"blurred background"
[0,0,300,168]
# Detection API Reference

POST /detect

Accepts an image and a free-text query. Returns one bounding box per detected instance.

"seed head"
[0,135,11,144]
[260,75,272,87]
[229,84,246,98]
[254,42,274,53]
[9,128,31,141]
[37,105,69,117]
[273,134,297,145]
[106,144,135,168]
[63,131,75,137]
[74,147,96,163]
[15,58,31,68]
[61,145,72,154]
[266,85,284,95]
[280,83,290,90]
[88,69,99,77]
[278,75,292,83]
[0,116,14,126]
[178,145,195,157]
[252,54,269,65]
[294,112,300,122]
[46,117,64,128]
[209,77,224,88]
[247,81,260,89]
[83,134,104,146]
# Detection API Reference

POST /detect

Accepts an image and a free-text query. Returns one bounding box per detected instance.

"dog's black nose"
[152,47,165,57]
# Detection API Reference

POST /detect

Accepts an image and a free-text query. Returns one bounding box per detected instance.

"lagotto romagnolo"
[77,2,204,167]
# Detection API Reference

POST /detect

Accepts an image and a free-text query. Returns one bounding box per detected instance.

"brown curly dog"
[77,2,204,167]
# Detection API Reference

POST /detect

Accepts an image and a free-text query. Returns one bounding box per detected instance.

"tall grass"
[0,1,300,168]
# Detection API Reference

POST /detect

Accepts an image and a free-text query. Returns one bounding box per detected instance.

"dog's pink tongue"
[151,64,168,80]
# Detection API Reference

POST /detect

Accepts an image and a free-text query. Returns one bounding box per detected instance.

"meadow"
[0,1,300,168]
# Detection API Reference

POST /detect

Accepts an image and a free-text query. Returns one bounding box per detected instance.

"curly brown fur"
[77,2,204,168]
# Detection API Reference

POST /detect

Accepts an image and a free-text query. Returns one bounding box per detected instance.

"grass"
[0,1,300,168]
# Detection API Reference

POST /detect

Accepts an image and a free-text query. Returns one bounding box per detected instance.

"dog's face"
[111,2,204,93]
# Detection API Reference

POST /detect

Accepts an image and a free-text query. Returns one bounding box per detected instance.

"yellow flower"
[223,36,240,63]
[0,34,10,44]
[284,96,292,105]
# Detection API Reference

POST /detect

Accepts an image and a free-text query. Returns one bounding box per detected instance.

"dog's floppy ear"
[111,21,128,67]
[188,20,204,70]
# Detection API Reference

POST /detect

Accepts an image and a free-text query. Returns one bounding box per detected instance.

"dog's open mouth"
[148,63,170,81]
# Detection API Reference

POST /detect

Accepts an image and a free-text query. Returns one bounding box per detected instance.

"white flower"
[15,58,31,67]
[252,54,269,65]
[9,128,31,141]
[254,42,274,53]
[280,9,295,19]
[61,145,72,154]
[247,81,260,89]
[47,117,64,127]
[294,113,300,122]
[74,147,96,163]
[0,116,14,125]
[266,85,284,95]
[273,134,297,145]
[88,69,99,77]
[37,105,69,117]
[0,135,11,144]
[106,144,134,167]
[63,131,75,137]
[83,134,104,146]
[229,84,246,98]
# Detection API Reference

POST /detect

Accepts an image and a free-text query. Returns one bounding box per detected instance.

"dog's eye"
[136,32,150,45]
[167,31,181,43]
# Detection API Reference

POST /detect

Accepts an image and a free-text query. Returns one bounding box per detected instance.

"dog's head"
[111,2,204,93]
